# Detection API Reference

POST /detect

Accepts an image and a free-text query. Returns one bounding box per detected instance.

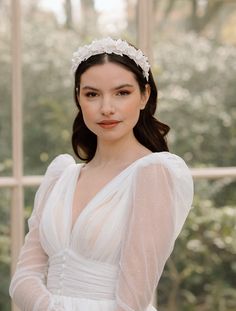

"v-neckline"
[69,152,155,237]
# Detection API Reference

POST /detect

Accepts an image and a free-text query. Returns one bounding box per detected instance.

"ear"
[140,84,151,110]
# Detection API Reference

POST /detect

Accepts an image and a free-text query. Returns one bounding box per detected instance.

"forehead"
[80,62,138,88]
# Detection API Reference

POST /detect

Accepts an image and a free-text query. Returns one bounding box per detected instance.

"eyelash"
[85,92,98,97]
[84,90,131,98]
[117,90,130,96]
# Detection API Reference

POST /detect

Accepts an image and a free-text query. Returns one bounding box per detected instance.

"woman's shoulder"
[32,154,76,220]
[134,151,193,195]
[135,152,194,237]
[44,153,76,179]
[136,151,191,177]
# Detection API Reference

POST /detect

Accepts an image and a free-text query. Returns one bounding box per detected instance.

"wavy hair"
[72,52,170,161]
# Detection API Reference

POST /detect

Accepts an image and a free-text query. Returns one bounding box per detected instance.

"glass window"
[0,188,11,311]
[22,1,75,175]
[0,2,12,176]
[152,0,236,168]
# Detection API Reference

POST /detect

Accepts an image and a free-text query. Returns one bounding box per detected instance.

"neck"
[90,133,149,167]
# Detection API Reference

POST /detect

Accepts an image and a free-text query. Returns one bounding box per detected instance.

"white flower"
[71,37,150,80]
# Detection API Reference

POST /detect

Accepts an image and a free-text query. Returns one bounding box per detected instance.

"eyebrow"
[81,84,134,91]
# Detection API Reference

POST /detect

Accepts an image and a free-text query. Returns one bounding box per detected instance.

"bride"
[9,37,193,311]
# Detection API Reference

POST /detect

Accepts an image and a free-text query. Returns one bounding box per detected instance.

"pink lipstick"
[97,120,121,129]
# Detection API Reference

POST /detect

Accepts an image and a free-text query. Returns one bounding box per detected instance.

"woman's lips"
[97,120,121,129]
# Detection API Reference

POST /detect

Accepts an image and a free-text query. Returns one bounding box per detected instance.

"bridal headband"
[71,37,150,81]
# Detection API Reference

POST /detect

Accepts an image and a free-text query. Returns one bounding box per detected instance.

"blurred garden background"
[0,0,236,310]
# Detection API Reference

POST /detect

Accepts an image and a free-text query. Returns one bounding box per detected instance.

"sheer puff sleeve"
[115,152,194,311]
[9,154,75,311]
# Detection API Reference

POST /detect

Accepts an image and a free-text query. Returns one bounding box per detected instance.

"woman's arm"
[9,154,75,311]
[115,157,193,311]
[9,211,51,310]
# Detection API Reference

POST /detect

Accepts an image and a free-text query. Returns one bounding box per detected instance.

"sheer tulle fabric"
[9,155,75,310]
[116,156,193,311]
[9,153,193,311]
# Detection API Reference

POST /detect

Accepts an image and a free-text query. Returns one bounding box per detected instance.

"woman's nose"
[100,97,115,115]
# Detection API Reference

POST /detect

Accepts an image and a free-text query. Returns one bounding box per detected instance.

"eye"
[117,90,130,96]
[85,91,99,98]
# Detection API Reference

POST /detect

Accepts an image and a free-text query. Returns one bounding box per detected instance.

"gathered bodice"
[47,249,119,299]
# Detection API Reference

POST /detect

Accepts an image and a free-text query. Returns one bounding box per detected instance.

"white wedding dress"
[9,152,193,311]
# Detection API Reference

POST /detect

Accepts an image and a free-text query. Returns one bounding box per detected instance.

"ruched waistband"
[47,249,119,300]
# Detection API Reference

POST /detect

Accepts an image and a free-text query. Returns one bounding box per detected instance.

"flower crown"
[71,37,150,81]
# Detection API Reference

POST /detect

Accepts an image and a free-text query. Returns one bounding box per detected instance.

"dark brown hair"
[72,52,170,162]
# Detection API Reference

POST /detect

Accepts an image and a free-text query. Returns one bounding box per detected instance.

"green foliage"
[0,189,11,311]
[0,11,12,177]
[154,33,236,168]
[22,13,78,174]
[158,197,236,310]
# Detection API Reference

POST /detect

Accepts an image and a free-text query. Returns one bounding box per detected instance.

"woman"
[9,37,193,311]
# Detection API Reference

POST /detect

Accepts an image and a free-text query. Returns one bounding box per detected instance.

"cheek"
[80,100,94,117]
[81,108,94,124]
[122,105,141,129]
[79,103,94,126]
[125,100,142,118]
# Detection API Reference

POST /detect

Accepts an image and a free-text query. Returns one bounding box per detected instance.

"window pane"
[0,3,12,176]
[0,188,11,311]
[22,1,75,175]
[152,0,236,168]
[158,178,236,310]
